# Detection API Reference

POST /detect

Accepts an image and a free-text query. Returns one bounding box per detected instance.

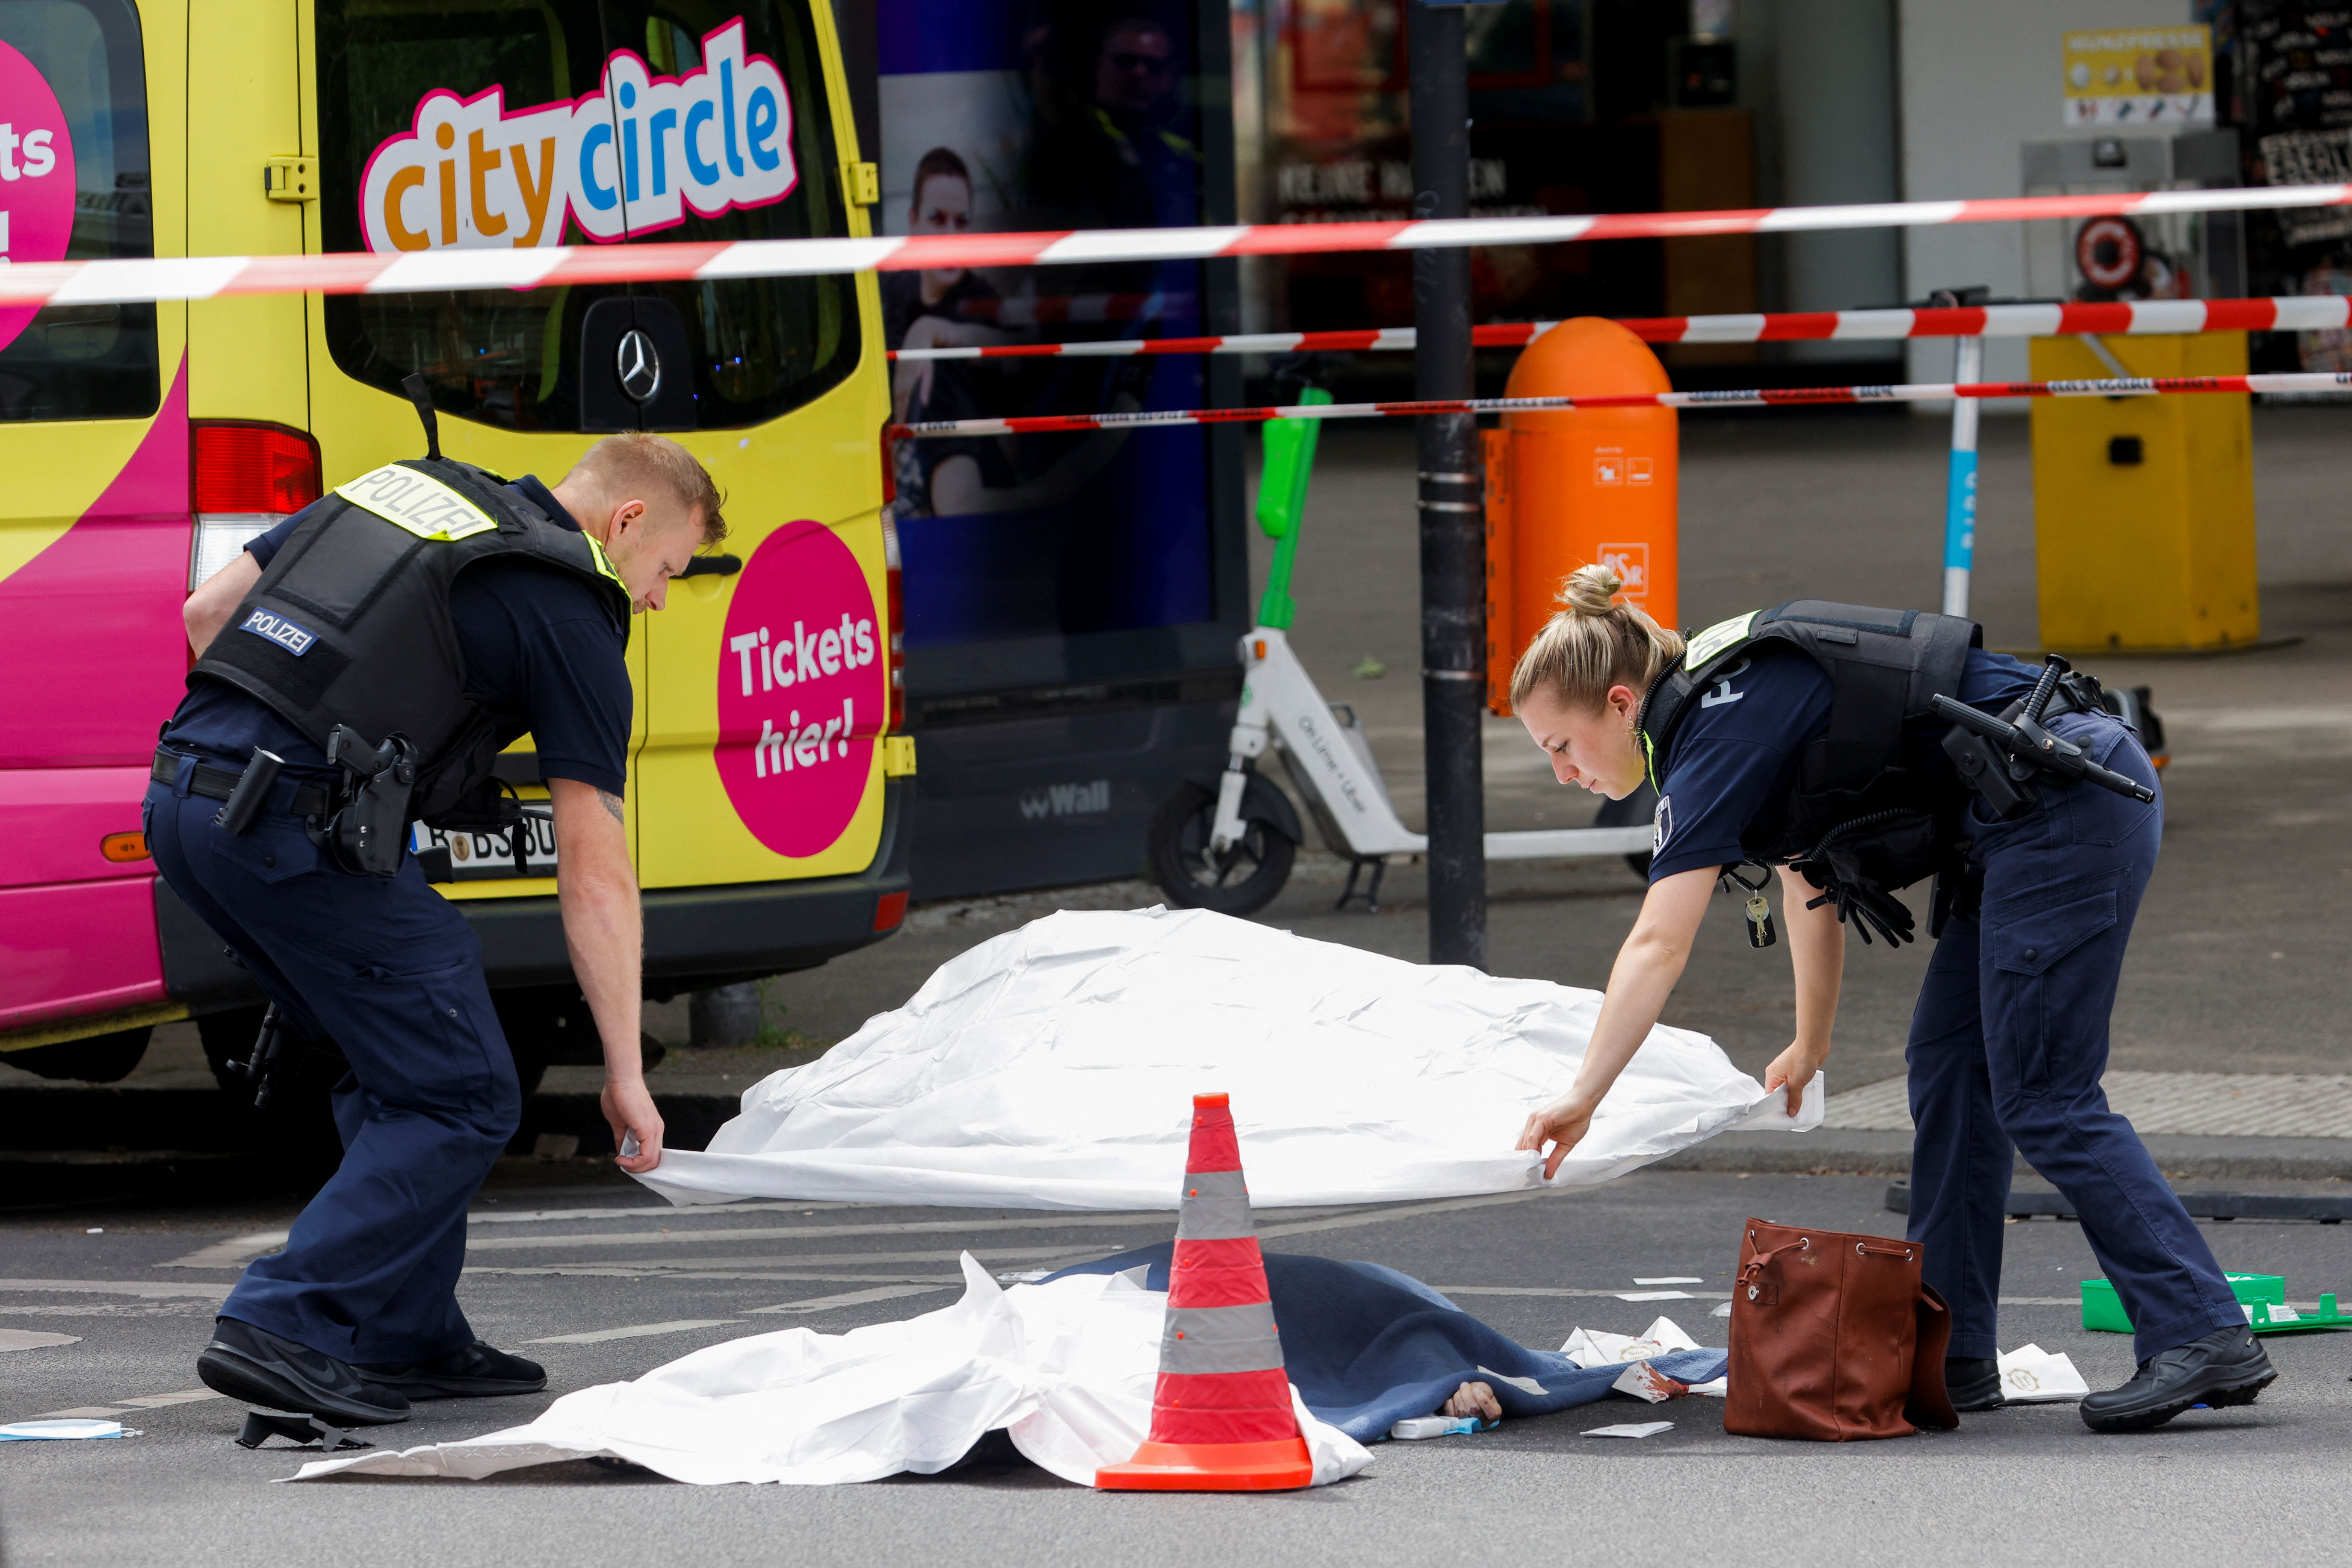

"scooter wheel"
[1147,780,1297,917]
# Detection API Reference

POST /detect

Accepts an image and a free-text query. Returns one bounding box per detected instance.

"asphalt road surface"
[4,1168,2348,1566]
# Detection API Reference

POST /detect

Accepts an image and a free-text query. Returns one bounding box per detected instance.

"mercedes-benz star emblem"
[615,328,662,404]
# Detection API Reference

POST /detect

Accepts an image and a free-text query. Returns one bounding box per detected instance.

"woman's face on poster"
[912,171,973,291]
[912,171,972,238]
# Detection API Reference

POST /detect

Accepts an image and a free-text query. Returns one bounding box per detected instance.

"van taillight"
[188,422,322,590]
[881,505,906,734]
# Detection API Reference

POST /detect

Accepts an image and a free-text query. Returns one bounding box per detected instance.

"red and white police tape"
[889,294,2352,360]
[886,371,2352,440]
[7,184,2352,309]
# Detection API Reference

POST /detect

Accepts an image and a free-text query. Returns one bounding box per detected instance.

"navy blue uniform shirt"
[164,474,633,796]
[1646,644,2038,882]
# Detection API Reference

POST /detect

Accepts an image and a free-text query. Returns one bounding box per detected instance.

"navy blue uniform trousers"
[1905,710,2241,1362]
[145,759,519,1366]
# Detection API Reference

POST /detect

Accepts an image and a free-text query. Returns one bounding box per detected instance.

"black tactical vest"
[191,458,632,822]
[1638,601,1980,937]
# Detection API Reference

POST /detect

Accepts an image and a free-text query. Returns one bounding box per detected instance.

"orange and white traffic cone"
[1096,1092,1315,1492]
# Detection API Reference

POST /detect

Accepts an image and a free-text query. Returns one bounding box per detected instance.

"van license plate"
[408,814,559,880]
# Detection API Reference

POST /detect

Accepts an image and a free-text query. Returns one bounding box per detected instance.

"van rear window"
[316,0,858,433]
[0,0,157,423]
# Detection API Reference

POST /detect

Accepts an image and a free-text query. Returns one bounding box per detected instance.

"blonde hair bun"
[1557,563,1626,616]
[1507,560,1686,713]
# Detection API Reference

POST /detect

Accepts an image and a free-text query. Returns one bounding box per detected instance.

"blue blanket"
[1046,1246,1728,1442]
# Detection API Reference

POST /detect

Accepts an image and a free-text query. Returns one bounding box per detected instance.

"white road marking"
[0,1279,235,1299]
[748,1285,957,1314]
[20,1389,222,1421]
[469,1267,966,1284]
[465,1213,1164,1252]
[0,1331,80,1352]
[1257,1187,1557,1240]
[467,1245,1119,1274]
[1617,1290,1695,1301]
[526,1319,744,1345]
[465,1200,866,1226]
[159,1231,290,1269]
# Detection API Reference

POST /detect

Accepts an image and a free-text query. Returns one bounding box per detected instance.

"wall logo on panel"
[0,40,76,354]
[718,520,884,857]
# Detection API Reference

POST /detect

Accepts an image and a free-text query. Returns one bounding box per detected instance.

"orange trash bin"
[1484,318,1679,715]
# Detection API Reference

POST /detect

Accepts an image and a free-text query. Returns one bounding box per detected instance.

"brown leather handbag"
[1723,1217,1960,1441]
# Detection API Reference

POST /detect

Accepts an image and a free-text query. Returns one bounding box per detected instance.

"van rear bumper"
[158,777,915,1012]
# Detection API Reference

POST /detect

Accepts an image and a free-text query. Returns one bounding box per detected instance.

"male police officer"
[150,424,722,1428]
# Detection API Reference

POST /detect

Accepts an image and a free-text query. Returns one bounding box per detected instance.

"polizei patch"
[238,607,318,656]
[335,464,499,541]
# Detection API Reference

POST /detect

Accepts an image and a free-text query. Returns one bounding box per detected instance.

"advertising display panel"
[876,0,1246,898]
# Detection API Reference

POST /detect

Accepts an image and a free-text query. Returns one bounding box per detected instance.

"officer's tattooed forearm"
[598,789,625,824]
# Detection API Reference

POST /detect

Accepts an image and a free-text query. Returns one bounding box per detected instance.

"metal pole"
[1408,0,1486,970]
[1942,333,1983,617]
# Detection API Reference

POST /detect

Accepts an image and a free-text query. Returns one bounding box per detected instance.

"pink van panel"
[0,765,155,889]
[0,876,165,1031]
[0,360,192,770]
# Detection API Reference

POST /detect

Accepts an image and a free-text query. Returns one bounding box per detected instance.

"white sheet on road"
[635,907,1821,1210]
[284,1256,1372,1488]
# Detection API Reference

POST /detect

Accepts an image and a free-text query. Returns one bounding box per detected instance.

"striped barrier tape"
[6,184,2352,309]
[889,294,2352,360]
[887,371,2352,440]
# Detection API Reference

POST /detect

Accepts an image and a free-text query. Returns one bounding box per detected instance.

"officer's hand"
[603,1077,665,1172]
[1516,1093,1597,1181]
[1764,1041,1828,1117]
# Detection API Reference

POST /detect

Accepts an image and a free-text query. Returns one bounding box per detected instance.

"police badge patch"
[236,607,317,656]
[1653,793,1672,855]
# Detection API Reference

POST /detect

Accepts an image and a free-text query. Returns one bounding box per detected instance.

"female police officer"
[1507,564,2274,1432]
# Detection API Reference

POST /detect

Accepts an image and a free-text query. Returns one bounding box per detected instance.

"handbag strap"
[1739,1231,1816,1285]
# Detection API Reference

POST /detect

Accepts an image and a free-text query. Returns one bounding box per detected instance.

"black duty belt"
[152,748,333,819]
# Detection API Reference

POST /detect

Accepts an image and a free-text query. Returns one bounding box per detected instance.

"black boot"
[1945,1356,2004,1412]
[2080,1325,2275,1433]
[359,1341,547,1400]
[197,1317,412,1427]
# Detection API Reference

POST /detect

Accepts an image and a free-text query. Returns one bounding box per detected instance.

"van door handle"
[680,554,742,578]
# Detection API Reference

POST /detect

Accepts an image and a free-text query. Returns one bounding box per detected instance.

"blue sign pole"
[1942,334,1982,618]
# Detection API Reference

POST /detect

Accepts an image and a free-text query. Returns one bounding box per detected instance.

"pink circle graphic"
[0,40,78,356]
[716,519,886,857]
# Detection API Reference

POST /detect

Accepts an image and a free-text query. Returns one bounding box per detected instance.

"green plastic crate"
[2081,1273,2352,1334]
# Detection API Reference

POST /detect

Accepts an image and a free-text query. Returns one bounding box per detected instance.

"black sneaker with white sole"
[2079,1325,2276,1433]
[358,1341,547,1400]
[1946,1357,2005,1413]
[197,1317,413,1427]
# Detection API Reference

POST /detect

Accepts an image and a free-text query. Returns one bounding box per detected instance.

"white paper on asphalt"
[1997,1344,2092,1403]
[283,1256,1372,1488]
[634,908,1823,1210]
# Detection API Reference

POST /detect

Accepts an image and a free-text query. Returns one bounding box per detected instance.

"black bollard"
[1408,0,1487,971]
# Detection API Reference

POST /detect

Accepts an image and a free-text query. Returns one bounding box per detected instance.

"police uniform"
[1640,604,2250,1397]
[148,456,631,1408]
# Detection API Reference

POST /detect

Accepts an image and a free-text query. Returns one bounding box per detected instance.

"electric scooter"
[1146,390,1656,916]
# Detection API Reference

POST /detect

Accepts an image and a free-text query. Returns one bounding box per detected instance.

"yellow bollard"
[2027,331,2258,652]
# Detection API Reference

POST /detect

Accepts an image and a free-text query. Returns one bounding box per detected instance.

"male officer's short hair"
[573,433,728,546]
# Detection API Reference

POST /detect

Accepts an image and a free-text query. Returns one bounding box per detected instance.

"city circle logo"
[0,40,77,355]
[716,520,883,857]
[358,17,797,254]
